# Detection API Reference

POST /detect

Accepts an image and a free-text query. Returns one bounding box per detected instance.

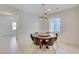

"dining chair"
[33,37,41,46]
[46,37,56,53]
[30,34,34,41]
[47,37,56,54]
[54,33,58,49]
[30,34,41,47]
[46,32,50,34]
[47,33,58,45]
[35,32,38,34]
[54,33,58,41]
[30,34,42,53]
[47,37,54,46]
[47,33,58,54]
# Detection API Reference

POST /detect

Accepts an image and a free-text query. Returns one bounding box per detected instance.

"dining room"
[0,4,79,54]
[16,4,79,54]
[1,0,79,59]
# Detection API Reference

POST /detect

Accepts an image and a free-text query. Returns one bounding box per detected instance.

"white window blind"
[49,17,60,32]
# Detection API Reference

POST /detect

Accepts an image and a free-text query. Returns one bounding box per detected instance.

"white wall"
[34,6,79,45]
[39,20,49,32]
[53,6,79,45]
[0,15,16,36]
[17,6,79,46]
[0,5,18,36]
[17,11,40,41]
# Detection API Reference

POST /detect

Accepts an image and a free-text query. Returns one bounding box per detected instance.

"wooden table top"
[38,36,51,39]
[32,33,56,40]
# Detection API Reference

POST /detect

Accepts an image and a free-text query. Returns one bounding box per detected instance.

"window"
[12,22,16,31]
[49,17,60,32]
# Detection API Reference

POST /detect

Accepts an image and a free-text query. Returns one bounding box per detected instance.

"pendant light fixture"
[38,4,50,20]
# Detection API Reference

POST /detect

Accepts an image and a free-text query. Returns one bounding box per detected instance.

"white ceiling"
[0,4,79,16]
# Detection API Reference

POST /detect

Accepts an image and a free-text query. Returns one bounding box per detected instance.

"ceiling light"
[48,8,51,11]
[38,4,52,20]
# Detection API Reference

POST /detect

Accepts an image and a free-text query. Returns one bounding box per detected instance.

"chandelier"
[38,4,51,20]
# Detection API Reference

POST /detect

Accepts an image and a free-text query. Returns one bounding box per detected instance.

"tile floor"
[0,35,79,54]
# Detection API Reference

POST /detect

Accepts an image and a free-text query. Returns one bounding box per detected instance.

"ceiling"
[0,4,79,16]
